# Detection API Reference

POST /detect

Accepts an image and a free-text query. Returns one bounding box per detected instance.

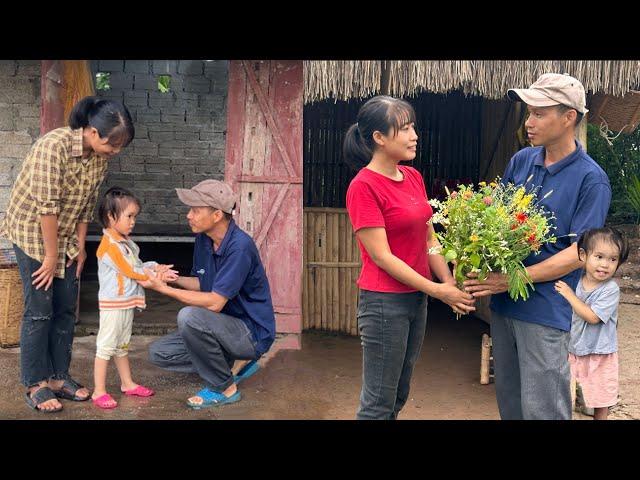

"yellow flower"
[490,182,498,188]
[517,193,534,210]
[442,208,449,216]
[469,234,480,242]
[513,188,524,206]
[479,181,487,187]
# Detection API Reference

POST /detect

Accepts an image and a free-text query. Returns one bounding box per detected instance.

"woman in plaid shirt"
[0,96,134,413]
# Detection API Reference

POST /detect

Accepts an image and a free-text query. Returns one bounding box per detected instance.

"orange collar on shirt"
[104,228,127,243]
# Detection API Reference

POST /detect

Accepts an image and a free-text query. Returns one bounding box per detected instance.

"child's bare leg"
[593,407,609,420]
[113,355,138,391]
[93,357,110,399]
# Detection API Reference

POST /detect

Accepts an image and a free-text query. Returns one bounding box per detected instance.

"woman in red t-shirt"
[345,96,476,420]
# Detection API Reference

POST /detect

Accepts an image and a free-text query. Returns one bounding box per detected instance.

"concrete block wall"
[0,60,41,248]
[91,60,229,231]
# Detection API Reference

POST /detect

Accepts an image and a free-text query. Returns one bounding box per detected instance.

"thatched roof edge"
[304,60,640,104]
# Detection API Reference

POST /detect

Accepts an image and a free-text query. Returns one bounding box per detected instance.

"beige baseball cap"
[176,179,236,214]
[507,73,588,114]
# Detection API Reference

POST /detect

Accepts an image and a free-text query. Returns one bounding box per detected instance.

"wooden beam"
[380,60,391,95]
[480,334,492,385]
[40,60,65,135]
[238,175,302,184]
[253,183,290,249]
[577,112,588,151]
[304,207,347,214]
[308,262,360,268]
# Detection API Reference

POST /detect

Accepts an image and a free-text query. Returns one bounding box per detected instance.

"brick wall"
[91,60,229,233]
[0,60,41,248]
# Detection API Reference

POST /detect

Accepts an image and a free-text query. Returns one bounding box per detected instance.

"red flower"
[516,212,528,224]
[483,196,493,206]
[450,191,458,199]
[527,233,537,244]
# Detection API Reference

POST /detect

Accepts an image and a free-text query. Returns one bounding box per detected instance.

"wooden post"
[480,333,492,385]
[577,112,588,151]
[380,61,391,95]
[40,61,84,324]
[40,61,65,135]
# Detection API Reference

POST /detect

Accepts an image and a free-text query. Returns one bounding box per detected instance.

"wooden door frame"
[224,60,303,349]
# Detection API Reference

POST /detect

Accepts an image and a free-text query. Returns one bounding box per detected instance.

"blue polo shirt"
[490,141,611,331]
[191,220,275,356]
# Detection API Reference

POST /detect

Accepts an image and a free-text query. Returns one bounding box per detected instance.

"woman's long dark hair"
[342,95,416,171]
[68,96,135,147]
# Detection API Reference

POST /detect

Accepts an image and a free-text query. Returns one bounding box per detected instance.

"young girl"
[92,187,177,409]
[344,95,475,420]
[555,227,629,420]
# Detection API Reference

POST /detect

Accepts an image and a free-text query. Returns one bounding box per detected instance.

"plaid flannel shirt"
[0,127,107,278]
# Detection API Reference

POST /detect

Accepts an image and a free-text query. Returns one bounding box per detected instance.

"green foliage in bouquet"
[429,179,558,301]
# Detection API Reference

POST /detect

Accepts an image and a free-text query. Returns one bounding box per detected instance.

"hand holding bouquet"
[429,178,557,302]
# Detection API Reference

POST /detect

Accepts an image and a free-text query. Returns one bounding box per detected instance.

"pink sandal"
[121,385,154,397]
[92,393,118,409]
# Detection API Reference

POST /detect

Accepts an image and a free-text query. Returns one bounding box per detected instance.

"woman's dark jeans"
[356,289,428,420]
[13,244,78,388]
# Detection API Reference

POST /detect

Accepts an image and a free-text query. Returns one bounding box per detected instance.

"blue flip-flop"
[187,388,242,409]
[233,360,261,385]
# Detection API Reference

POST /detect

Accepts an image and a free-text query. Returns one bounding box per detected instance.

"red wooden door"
[225,60,303,349]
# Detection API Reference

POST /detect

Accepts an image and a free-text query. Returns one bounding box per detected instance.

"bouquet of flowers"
[428,177,557,302]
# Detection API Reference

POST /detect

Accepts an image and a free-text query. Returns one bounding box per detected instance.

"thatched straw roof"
[304,60,640,104]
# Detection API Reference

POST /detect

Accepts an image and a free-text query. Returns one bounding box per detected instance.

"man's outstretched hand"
[155,264,179,282]
[137,268,167,290]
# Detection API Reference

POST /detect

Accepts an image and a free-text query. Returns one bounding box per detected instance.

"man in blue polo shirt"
[142,179,275,409]
[464,73,611,420]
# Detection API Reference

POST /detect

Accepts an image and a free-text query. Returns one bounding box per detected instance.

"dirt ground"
[0,303,499,420]
[0,226,638,420]
[1,297,638,420]
[606,226,640,419]
[606,302,640,419]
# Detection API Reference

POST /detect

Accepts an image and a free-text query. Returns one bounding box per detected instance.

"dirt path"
[1,225,639,420]
[0,304,499,420]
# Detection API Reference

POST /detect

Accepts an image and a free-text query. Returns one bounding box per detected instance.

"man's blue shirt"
[191,220,275,356]
[490,141,611,331]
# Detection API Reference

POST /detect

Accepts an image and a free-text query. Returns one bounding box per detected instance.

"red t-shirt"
[346,165,432,293]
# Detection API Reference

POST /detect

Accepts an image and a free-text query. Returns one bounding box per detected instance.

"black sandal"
[51,378,91,402]
[24,387,63,413]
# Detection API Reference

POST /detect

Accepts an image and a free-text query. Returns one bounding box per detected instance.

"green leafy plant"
[587,123,640,224]
[626,173,640,224]
[95,72,110,91]
[158,75,171,93]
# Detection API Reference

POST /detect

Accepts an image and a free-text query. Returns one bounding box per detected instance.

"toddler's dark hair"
[577,227,629,270]
[98,186,141,228]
